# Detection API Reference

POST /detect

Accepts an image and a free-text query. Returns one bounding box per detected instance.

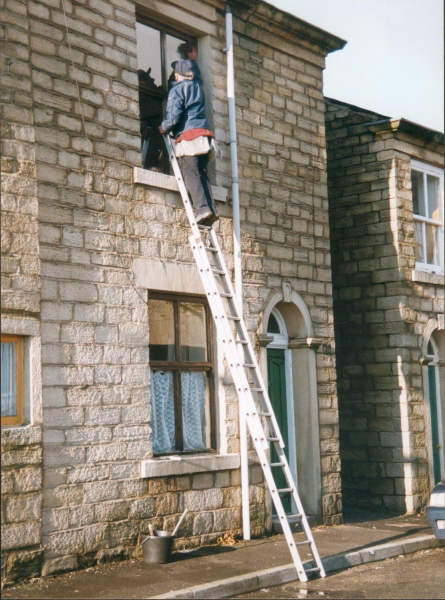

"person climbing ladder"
[159,58,218,226]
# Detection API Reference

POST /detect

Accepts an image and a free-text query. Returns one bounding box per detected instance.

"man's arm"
[159,87,185,135]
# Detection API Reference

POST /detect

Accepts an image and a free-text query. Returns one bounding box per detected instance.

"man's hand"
[158,125,166,135]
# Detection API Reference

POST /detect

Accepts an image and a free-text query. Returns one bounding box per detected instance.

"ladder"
[164,135,326,583]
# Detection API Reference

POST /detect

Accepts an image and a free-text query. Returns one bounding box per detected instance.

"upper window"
[148,292,215,455]
[1,335,24,427]
[411,161,444,273]
[136,17,197,173]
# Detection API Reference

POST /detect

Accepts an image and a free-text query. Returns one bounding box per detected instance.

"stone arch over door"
[259,288,322,522]
[421,318,445,486]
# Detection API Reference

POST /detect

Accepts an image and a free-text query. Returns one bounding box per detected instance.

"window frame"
[148,290,216,455]
[136,15,198,174]
[1,334,24,427]
[411,160,444,274]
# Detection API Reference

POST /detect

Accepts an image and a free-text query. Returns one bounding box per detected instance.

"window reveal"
[136,18,197,173]
[1,335,24,427]
[148,293,215,454]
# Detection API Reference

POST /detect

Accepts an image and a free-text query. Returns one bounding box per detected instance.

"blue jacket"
[160,68,210,139]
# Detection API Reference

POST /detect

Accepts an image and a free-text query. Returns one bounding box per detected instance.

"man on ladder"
[158,58,219,226]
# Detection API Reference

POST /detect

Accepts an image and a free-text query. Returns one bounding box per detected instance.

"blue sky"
[268,0,444,132]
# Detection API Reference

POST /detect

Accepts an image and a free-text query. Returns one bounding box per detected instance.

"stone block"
[2,522,41,550]
[84,480,119,503]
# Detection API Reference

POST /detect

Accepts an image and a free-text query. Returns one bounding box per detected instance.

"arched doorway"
[266,309,297,514]
[424,332,444,484]
[260,288,322,522]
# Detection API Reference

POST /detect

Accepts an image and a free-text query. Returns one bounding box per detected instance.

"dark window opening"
[148,292,215,455]
[136,17,197,173]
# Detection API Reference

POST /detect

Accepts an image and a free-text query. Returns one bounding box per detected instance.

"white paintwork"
[411,159,444,274]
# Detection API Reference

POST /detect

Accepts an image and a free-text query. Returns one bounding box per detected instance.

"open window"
[411,161,444,274]
[148,292,215,455]
[136,17,197,173]
[1,334,24,427]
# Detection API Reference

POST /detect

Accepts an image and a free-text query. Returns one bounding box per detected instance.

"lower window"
[1,335,24,426]
[148,293,215,454]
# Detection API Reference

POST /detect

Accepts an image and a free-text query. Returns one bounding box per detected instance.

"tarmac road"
[235,548,445,599]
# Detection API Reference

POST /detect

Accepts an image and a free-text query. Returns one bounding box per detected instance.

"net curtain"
[151,371,206,453]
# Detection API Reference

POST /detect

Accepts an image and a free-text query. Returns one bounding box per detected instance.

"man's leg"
[197,154,218,216]
[179,155,209,213]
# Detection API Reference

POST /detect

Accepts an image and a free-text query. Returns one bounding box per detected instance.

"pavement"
[4,510,444,600]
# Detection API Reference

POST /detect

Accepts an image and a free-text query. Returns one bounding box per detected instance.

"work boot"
[202,210,219,226]
[195,207,213,224]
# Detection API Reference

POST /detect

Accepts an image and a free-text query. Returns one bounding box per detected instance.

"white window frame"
[411,159,444,274]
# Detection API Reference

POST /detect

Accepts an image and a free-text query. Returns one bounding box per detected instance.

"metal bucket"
[142,530,174,564]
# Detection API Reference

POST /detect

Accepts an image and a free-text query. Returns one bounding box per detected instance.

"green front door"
[428,365,442,484]
[267,348,291,513]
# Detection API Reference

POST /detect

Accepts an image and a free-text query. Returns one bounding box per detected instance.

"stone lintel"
[133,258,205,294]
[289,337,323,349]
[133,167,227,202]
[140,453,240,478]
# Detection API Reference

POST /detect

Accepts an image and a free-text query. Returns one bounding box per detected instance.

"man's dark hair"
[177,42,195,59]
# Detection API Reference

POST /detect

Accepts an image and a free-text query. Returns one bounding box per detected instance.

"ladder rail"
[163,134,325,582]
[209,229,285,448]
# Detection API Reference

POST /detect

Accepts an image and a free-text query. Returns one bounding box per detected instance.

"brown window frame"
[148,291,216,455]
[1,334,24,427]
[136,15,198,174]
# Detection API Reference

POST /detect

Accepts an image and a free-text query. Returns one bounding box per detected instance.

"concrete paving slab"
[2,512,439,600]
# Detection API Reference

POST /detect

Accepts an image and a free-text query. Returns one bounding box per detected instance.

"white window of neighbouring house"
[136,17,197,174]
[1,335,24,427]
[411,160,444,273]
[148,292,216,455]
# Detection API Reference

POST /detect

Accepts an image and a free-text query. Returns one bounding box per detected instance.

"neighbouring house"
[326,98,445,513]
[1,0,345,583]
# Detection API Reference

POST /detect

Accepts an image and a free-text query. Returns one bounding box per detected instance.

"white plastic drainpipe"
[225,3,250,541]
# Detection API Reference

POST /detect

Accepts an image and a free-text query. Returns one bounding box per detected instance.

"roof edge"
[229,1,347,54]
[367,118,445,144]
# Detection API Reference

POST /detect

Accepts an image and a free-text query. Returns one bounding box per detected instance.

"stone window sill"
[140,453,240,478]
[411,270,444,285]
[133,167,227,202]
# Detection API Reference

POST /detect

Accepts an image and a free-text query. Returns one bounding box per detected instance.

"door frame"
[266,308,298,496]
[425,336,444,483]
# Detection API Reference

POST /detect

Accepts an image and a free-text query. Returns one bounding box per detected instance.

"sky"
[268,0,444,132]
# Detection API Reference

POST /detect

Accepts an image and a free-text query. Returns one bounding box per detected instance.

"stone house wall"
[325,97,445,512]
[1,0,43,582]
[1,0,343,583]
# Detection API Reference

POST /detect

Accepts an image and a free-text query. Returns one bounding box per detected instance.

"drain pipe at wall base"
[225,3,250,541]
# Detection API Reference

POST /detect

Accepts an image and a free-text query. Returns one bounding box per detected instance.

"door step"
[273,514,317,534]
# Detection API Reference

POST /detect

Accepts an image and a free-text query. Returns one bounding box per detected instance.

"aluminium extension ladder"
[164,134,326,583]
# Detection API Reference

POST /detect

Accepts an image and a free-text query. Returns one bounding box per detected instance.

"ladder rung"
[220,293,233,298]
[259,412,272,417]
[288,513,302,519]
[305,567,321,574]
[295,540,311,547]
[227,315,240,321]
[204,246,218,252]
[270,462,285,467]
[250,387,263,392]
[278,488,293,494]
[236,340,248,345]
[243,363,255,368]
[198,223,212,230]
[267,437,279,442]
[212,269,225,275]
